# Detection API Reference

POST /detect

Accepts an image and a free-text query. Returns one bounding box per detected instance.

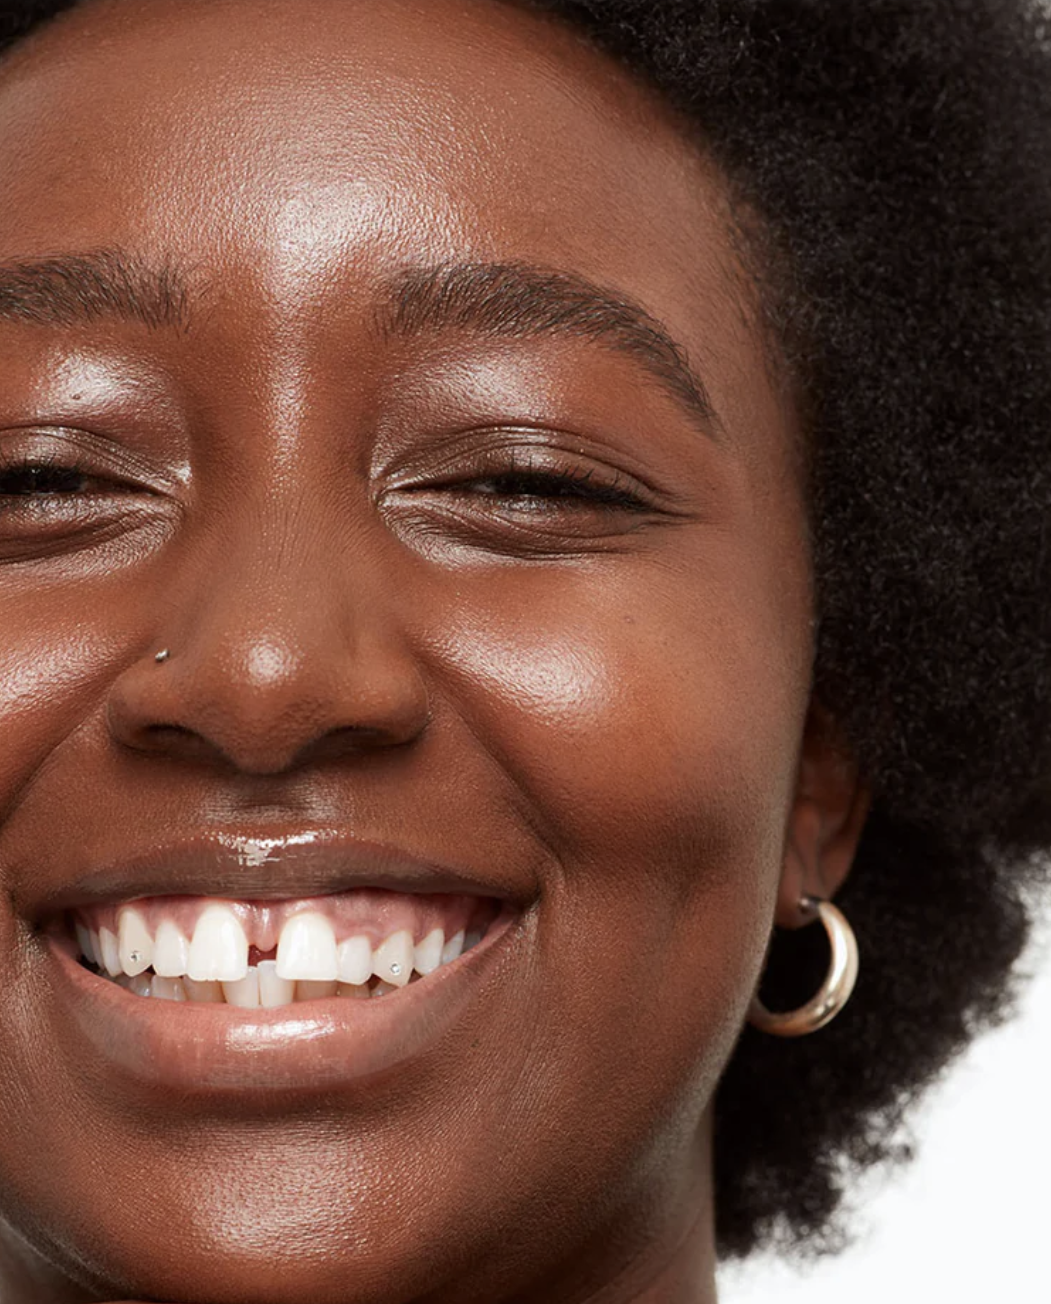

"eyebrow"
[0,248,190,331]
[378,260,723,440]
[0,249,722,440]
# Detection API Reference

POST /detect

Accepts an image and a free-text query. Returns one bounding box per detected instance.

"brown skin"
[0,0,870,1301]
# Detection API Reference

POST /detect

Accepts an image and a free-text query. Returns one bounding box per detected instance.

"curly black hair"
[3,0,1051,1266]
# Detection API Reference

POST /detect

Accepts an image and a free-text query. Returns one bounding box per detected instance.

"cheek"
[0,567,150,792]
[419,537,809,1048]
[426,545,807,888]
[406,546,809,1177]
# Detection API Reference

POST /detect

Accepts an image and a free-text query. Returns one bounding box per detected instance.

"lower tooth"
[296,979,337,1002]
[183,978,224,1004]
[372,980,398,998]
[337,982,371,999]
[128,973,153,998]
[152,976,188,1002]
[257,960,296,1009]
[222,969,261,1008]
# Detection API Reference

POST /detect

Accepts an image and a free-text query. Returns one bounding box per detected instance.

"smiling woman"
[0,1,1047,1303]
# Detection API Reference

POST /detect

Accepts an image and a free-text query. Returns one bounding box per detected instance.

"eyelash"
[0,452,104,499]
[455,463,648,512]
[0,454,651,512]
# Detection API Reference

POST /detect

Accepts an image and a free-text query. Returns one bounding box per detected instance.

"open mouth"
[36,840,527,1092]
[56,888,504,1007]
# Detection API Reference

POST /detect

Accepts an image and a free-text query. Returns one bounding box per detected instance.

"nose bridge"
[192,498,345,675]
[107,479,431,774]
[199,485,356,644]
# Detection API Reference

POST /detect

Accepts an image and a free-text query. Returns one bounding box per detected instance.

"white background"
[718,905,1051,1303]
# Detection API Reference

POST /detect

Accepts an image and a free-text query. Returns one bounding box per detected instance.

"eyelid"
[425,446,644,487]
[380,426,659,492]
[0,426,189,491]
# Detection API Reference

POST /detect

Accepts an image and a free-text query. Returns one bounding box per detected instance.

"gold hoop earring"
[747,895,859,1037]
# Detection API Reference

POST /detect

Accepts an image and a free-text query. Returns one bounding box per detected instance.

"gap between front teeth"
[76,902,488,1007]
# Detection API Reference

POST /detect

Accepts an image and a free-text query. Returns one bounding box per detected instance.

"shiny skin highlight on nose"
[0,1,814,1301]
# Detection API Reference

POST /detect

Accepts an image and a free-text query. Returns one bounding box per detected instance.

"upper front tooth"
[413,928,445,975]
[117,907,154,977]
[187,904,249,982]
[153,919,191,978]
[276,912,338,981]
[373,929,414,987]
[336,935,372,986]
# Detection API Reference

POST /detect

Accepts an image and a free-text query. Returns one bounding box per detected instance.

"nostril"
[138,723,220,762]
[106,621,433,773]
[145,723,194,741]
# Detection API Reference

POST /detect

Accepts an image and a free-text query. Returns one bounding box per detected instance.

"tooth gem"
[374,930,414,987]
[92,921,488,1004]
[118,909,155,976]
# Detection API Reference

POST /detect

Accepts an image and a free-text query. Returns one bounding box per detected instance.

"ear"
[774,696,872,929]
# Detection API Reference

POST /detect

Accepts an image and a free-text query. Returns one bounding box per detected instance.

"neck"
[584,1187,717,1304]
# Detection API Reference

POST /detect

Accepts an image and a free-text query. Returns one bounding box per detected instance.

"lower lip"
[45,905,521,1096]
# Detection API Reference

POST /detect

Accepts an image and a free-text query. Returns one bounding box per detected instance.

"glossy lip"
[45,900,523,1096]
[26,828,535,918]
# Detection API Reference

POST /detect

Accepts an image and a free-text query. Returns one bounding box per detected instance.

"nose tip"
[107,632,431,775]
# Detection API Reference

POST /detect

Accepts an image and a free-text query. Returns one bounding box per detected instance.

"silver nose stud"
[154,649,171,663]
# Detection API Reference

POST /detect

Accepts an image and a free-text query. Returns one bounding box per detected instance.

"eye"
[462,465,649,513]
[379,442,667,557]
[0,452,129,501]
[1,456,96,497]
[0,443,171,560]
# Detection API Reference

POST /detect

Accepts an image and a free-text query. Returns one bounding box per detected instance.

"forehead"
[0,0,788,468]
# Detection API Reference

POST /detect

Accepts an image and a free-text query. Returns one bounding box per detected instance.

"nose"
[106,527,432,775]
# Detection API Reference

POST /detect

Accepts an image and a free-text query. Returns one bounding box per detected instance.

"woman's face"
[0,1,864,1300]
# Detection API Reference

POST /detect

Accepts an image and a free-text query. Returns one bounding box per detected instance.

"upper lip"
[26,829,533,921]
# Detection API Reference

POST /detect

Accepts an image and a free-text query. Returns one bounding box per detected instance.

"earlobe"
[774,699,872,930]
